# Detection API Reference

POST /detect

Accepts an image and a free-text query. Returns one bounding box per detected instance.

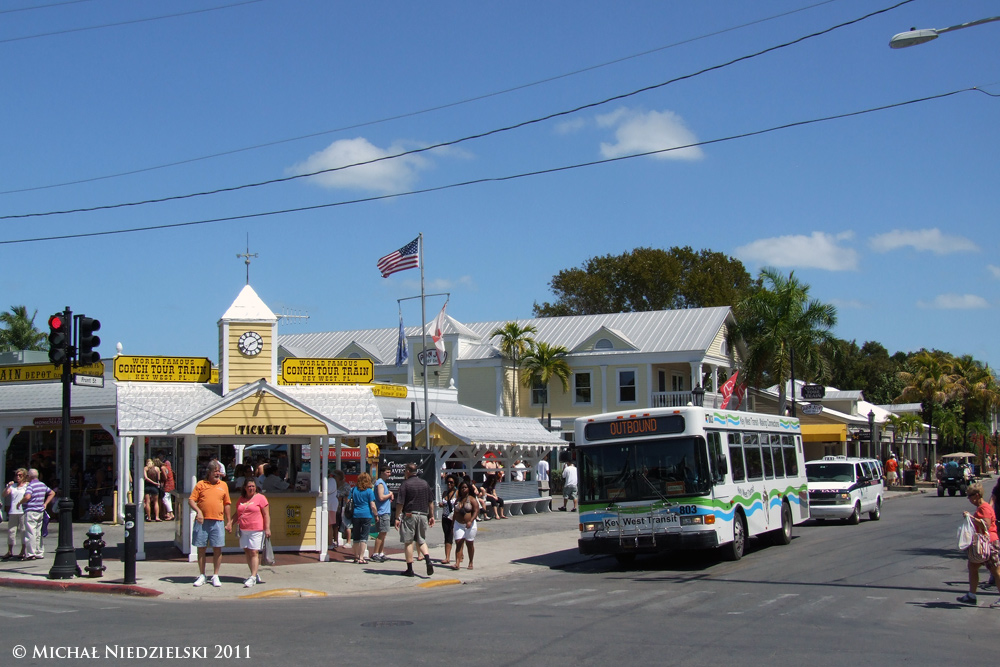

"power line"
[0,0,264,45]
[0,0,96,16]
[0,0,914,221]
[1,87,988,247]
[0,0,845,195]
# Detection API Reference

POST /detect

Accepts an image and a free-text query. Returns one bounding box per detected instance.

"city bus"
[574,406,809,564]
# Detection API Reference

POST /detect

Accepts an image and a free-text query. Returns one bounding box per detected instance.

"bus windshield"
[806,463,853,483]
[579,436,712,504]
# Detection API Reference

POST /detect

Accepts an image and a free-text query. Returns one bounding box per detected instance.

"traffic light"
[48,313,69,365]
[77,316,101,365]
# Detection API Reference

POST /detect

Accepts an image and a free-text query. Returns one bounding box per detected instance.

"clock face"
[237,331,264,357]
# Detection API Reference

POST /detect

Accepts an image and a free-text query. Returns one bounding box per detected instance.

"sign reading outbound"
[114,356,213,382]
[280,358,374,384]
[0,361,104,384]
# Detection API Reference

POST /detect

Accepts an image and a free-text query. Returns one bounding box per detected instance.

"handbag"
[261,536,275,566]
[970,532,992,564]
[344,489,355,522]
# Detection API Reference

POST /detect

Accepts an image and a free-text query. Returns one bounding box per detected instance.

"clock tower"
[219,284,278,395]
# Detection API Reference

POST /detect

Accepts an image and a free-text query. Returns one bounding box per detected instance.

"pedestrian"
[143,458,161,521]
[160,457,176,520]
[394,462,436,577]
[452,479,478,570]
[483,474,507,519]
[885,455,898,488]
[2,469,29,561]
[512,459,526,481]
[558,460,578,512]
[439,474,458,566]
[349,472,377,565]
[326,468,340,549]
[188,461,232,587]
[335,469,351,545]
[957,482,1000,606]
[536,456,550,499]
[230,478,269,588]
[371,467,394,563]
[21,469,55,560]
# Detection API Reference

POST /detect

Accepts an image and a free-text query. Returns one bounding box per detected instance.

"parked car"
[806,456,884,524]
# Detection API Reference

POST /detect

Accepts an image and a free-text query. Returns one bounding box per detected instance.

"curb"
[0,576,162,597]
[239,588,327,599]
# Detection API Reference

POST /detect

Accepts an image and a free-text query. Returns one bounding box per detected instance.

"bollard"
[123,504,137,585]
[83,524,106,578]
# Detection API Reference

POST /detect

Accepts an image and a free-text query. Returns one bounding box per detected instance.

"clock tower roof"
[220,285,277,323]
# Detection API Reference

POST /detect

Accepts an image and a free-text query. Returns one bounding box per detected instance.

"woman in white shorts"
[231,479,270,588]
[452,480,479,570]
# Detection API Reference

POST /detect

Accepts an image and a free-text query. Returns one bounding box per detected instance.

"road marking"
[510,589,597,606]
[0,609,30,618]
[758,593,799,608]
[644,590,715,611]
[599,588,673,609]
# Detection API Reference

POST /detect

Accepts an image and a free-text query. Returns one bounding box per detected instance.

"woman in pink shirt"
[228,479,270,588]
[958,482,1000,606]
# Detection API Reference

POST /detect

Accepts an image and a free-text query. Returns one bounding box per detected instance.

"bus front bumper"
[579,531,720,555]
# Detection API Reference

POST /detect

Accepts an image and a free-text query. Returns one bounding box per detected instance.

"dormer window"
[595,338,613,351]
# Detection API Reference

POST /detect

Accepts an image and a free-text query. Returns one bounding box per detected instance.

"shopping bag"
[958,516,975,550]
[261,536,275,566]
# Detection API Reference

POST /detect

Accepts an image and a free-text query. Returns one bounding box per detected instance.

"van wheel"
[846,502,861,525]
[868,498,881,521]
[770,502,793,545]
[722,512,747,561]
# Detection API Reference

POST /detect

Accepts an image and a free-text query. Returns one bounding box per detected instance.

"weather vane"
[236,234,257,285]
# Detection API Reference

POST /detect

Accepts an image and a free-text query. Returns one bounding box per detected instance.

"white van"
[805,456,884,524]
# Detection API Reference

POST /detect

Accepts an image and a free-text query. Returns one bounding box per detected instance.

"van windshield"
[806,463,853,483]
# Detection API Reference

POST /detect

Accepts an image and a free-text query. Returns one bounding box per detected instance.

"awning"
[416,414,567,449]
[801,423,848,442]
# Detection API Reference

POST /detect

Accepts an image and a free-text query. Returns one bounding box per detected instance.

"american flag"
[377,237,420,278]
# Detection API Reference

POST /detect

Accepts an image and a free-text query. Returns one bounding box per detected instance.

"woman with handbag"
[349,472,377,565]
[228,479,270,588]
[438,475,458,565]
[958,482,1000,606]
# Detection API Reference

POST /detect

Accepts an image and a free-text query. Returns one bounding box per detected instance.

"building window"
[574,372,592,405]
[618,369,636,403]
[671,374,685,392]
[595,338,613,350]
[531,380,548,406]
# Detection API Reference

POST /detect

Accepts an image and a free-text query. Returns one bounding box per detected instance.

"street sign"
[371,384,408,398]
[800,384,826,400]
[280,358,374,384]
[0,361,104,384]
[417,349,447,366]
[114,356,213,382]
[73,374,105,388]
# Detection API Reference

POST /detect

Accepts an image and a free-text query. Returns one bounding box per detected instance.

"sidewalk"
[0,510,585,600]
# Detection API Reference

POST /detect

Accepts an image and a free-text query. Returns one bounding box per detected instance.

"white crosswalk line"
[643,589,716,612]
[758,593,799,608]
[509,589,597,606]
[598,588,672,609]
[780,594,837,616]
[0,608,31,618]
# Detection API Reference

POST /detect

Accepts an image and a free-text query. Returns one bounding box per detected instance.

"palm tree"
[0,305,47,352]
[951,355,1000,449]
[885,413,922,461]
[733,268,837,415]
[896,350,959,461]
[490,321,537,417]
[520,341,571,420]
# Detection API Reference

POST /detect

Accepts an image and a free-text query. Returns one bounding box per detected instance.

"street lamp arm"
[890,16,1000,48]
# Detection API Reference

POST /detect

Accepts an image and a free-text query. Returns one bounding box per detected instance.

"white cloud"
[987,265,1000,279]
[830,298,866,309]
[555,117,586,134]
[870,228,978,254]
[917,294,990,309]
[735,231,859,271]
[288,137,429,193]
[596,107,703,160]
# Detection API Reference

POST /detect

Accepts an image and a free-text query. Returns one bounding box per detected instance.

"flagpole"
[419,233,429,448]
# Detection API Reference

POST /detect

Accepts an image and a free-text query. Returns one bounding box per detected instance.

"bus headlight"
[680,515,714,526]
[581,521,603,532]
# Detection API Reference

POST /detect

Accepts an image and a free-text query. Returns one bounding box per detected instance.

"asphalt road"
[0,487,993,666]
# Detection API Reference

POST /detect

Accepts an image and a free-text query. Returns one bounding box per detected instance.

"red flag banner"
[733,382,748,409]
[719,370,739,409]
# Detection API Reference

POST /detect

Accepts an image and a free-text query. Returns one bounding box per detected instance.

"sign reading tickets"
[0,361,104,384]
[280,358,373,384]
[114,356,212,382]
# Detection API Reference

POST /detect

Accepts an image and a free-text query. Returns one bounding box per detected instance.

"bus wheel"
[723,513,746,561]
[846,502,861,525]
[614,553,636,567]
[770,502,793,545]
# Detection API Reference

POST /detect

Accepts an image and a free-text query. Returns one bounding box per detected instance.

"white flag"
[431,302,447,365]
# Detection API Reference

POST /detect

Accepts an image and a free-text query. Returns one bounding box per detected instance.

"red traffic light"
[48,314,64,330]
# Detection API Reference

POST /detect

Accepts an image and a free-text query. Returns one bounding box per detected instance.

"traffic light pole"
[49,307,79,579]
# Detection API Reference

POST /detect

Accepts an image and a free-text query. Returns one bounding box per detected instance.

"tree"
[520,341,571,420]
[895,350,960,460]
[0,305,47,352]
[533,246,755,317]
[733,268,837,415]
[950,354,1000,449]
[489,321,537,417]
[885,413,922,459]
[822,339,905,404]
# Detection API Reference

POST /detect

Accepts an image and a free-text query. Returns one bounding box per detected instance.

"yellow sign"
[113,356,212,382]
[280,358,374,385]
[0,361,104,384]
[370,384,408,398]
[285,504,301,537]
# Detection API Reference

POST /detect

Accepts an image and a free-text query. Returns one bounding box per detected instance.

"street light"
[868,410,876,459]
[890,16,1000,48]
[692,385,705,407]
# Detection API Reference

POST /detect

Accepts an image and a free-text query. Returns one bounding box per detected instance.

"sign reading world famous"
[114,356,213,383]
[280,358,374,385]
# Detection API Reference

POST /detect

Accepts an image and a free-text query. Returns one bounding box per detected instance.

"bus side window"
[728,432,745,482]
[707,431,727,483]
[770,434,785,478]
[781,435,799,476]
[743,433,763,480]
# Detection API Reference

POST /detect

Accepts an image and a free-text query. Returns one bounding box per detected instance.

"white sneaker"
[244,576,256,588]
[193,574,206,587]
[211,575,222,588]
[255,574,263,584]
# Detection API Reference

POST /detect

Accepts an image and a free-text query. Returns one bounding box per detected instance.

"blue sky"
[2,0,998,369]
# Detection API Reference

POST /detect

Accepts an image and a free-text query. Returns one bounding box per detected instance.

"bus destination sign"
[584,414,685,441]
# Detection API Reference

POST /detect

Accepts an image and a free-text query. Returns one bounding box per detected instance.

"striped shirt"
[23,480,51,512]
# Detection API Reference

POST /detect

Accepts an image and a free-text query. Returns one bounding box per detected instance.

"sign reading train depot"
[0,361,104,383]
[279,358,373,385]
[114,355,213,382]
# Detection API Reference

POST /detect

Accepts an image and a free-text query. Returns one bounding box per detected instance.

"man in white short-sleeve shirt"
[536,458,550,499]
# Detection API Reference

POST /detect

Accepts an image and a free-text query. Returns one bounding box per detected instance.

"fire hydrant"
[83,524,106,578]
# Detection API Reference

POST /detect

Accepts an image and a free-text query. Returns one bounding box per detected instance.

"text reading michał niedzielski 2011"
[114,356,212,383]
[280,358,374,384]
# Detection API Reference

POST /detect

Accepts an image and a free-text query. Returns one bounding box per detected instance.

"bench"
[493,480,551,516]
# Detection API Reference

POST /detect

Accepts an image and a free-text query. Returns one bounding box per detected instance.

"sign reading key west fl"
[280,358,374,385]
[114,356,213,382]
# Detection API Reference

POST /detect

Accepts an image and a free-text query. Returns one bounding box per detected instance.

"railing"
[650,391,722,408]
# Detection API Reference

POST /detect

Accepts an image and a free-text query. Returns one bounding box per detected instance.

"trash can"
[903,470,916,486]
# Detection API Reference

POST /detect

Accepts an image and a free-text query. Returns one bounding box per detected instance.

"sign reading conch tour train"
[279,358,374,385]
[114,356,213,382]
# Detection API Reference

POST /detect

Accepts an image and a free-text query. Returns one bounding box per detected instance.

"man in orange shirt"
[885,455,899,488]
[188,461,232,587]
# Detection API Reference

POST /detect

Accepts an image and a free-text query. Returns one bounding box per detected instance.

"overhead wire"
[0,0,916,221]
[0,0,96,15]
[1,86,991,246]
[0,0,846,195]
